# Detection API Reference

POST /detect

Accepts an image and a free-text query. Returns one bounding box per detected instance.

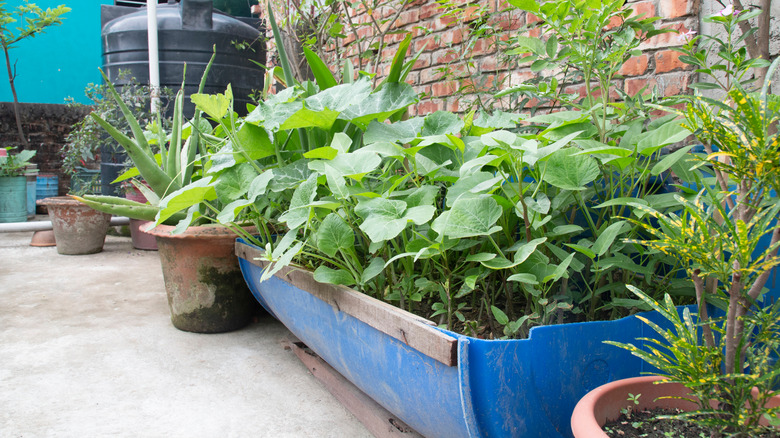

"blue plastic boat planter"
[236,239,686,438]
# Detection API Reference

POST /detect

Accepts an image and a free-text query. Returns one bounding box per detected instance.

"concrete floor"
[0,225,371,438]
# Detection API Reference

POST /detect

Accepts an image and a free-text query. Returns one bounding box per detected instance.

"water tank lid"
[102,2,258,36]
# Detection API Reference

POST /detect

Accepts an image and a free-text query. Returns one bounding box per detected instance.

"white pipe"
[0,217,131,233]
[147,0,161,113]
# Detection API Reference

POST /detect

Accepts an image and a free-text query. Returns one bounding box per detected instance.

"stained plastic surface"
[237,239,687,438]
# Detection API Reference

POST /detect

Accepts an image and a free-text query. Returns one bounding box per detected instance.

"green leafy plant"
[607,9,780,432]
[0,1,69,147]
[0,147,35,176]
[240,0,701,339]
[61,71,173,176]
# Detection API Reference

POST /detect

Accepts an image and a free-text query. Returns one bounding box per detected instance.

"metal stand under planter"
[145,224,259,333]
[42,196,112,255]
[236,238,688,438]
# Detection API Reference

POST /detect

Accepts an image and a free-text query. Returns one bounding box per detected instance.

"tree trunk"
[2,43,28,147]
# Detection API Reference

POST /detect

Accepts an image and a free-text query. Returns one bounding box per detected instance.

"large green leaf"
[268,161,312,193]
[364,117,424,144]
[247,170,274,201]
[422,111,464,136]
[592,220,628,257]
[316,213,355,257]
[650,146,693,176]
[355,197,409,242]
[342,83,418,128]
[636,120,692,156]
[321,150,381,182]
[313,265,355,286]
[278,174,318,229]
[445,171,502,207]
[302,46,337,90]
[215,163,257,203]
[543,148,600,190]
[306,80,372,113]
[156,177,217,224]
[279,105,340,131]
[431,196,503,239]
[191,89,231,120]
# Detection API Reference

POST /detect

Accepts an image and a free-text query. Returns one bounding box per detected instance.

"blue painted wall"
[0,0,113,105]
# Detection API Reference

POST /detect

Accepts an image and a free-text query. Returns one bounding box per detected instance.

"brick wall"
[268,0,700,115]
[0,103,90,195]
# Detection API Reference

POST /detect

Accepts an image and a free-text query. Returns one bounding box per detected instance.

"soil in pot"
[604,407,780,438]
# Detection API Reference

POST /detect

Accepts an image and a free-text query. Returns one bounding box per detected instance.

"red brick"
[420,67,444,84]
[526,12,541,24]
[440,28,467,46]
[659,0,692,19]
[421,3,441,20]
[654,49,687,73]
[357,26,373,39]
[412,54,432,71]
[395,9,420,28]
[433,49,459,65]
[619,55,649,76]
[481,54,505,72]
[445,99,460,113]
[415,99,445,115]
[470,37,497,57]
[414,34,440,52]
[435,14,458,30]
[631,1,657,19]
[432,80,460,97]
[640,22,691,49]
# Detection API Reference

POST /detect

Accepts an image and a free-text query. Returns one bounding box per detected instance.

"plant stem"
[2,43,27,147]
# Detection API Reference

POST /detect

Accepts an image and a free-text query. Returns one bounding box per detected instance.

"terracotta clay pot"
[129,219,157,250]
[43,196,112,255]
[571,376,780,438]
[124,187,157,251]
[144,223,258,333]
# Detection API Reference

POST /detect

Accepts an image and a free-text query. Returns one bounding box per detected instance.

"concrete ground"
[0,223,371,438]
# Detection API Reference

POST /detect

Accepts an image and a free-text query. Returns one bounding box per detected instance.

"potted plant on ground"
[572,7,780,437]
[73,62,261,333]
[0,147,36,223]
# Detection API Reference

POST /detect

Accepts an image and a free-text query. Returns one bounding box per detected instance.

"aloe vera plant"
[72,59,216,226]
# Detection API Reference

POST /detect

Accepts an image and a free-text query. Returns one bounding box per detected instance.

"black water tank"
[101,0,266,117]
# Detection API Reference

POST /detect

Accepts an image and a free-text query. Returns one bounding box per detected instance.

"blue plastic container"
[236,239,680,438]
[36,174,59,201]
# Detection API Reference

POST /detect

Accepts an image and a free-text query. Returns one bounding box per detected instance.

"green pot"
[0,176,28,223]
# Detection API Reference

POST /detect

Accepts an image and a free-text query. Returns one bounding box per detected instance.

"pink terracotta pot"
[124,187,157,250]
[144,223,259,333]
[571,375,780,438]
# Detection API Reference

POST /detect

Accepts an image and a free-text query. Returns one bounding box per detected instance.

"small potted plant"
[0,147,36,223]
[73,61,260,333]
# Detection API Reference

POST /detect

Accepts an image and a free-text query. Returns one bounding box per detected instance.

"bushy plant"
[61,71,173,176]
[608,6,780,435]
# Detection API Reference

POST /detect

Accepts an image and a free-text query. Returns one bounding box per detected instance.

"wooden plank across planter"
[287,340,424,438]
[236,241,458,366]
